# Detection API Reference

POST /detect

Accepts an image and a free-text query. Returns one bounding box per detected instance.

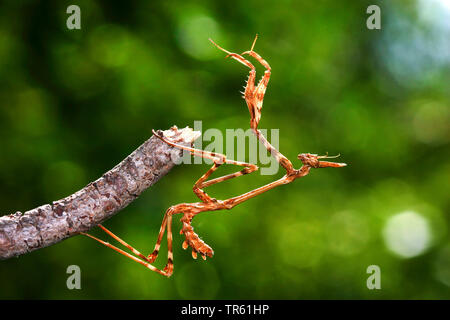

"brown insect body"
[83,36,347,277]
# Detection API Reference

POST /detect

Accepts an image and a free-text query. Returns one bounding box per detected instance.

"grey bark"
[0,126,200,260]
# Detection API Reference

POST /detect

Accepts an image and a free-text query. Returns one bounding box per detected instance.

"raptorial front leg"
[210,36,293,174]
[241,35,272,130]
[209,38,260,127]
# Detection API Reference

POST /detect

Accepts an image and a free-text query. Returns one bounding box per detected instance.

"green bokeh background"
[0,0,449,299]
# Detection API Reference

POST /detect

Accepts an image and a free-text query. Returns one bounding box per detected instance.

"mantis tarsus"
[82,35,347,277]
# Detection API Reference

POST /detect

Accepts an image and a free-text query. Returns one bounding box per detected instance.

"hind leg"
[81,226,171,277]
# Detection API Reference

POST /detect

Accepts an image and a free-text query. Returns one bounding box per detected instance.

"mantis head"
[297,153,347,169]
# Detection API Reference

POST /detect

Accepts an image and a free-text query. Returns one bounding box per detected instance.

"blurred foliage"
[0,0,449,299]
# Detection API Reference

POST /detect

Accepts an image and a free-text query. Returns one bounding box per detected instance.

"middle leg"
[153,129,259,202]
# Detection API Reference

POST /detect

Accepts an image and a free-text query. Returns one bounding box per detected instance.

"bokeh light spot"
[378,0,450,88]
[383,211,431,258]
[176,13,221,60]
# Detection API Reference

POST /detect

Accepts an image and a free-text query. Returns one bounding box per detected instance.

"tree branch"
[0,126,200,260]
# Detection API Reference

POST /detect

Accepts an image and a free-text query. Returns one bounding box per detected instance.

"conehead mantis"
[82,35,347,277]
